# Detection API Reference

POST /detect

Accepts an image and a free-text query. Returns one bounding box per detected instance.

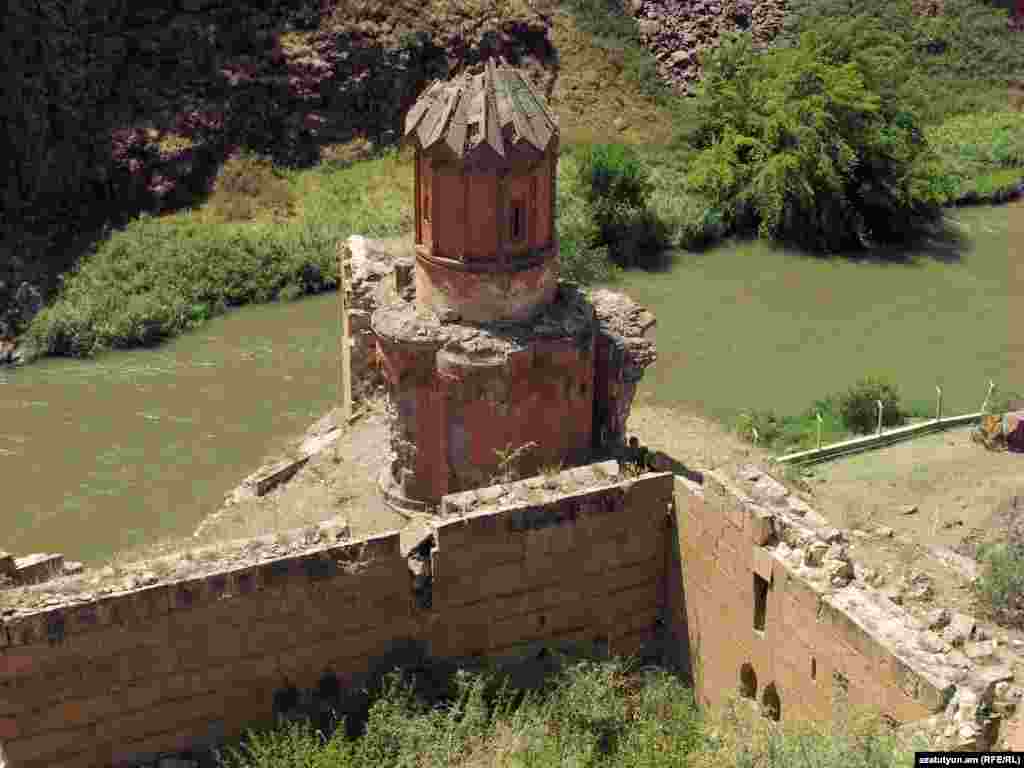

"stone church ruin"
[367,57,656,512]
[2,58,1023,768]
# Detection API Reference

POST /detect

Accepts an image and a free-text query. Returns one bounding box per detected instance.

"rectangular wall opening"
[511,201,524,241]
[753,573,769,632]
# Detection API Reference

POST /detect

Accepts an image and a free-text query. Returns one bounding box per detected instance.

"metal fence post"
[981,380,995,414]
[935,385,943,422]
[876,400,884,435]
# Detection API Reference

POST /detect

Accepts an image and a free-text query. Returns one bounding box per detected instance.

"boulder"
[638,19,660,37]
[752,474,789,507]
[1005,410,1024,452]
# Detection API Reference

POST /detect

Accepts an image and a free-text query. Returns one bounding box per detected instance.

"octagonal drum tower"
[373,57,599,512]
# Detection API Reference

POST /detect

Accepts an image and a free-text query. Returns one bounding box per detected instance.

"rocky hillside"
[0,0,558,351]
[629,0,786,94]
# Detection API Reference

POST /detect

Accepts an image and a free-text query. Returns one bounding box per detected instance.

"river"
[2,201,1019,567]
[1,293,342,566]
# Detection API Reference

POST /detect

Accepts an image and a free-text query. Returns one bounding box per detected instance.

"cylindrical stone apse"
[373,288,596,510]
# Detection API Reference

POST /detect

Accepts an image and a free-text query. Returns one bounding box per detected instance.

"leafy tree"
[574,143,667,267]
[685,28,951,253]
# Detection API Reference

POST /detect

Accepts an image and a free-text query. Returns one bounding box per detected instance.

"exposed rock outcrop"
[628,0,786,95]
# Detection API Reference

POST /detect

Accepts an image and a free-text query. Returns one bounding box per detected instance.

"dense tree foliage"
[685,26,953,252]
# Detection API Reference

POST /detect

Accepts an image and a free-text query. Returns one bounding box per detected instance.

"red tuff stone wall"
[668,473,946,726]
[465,173,500,259]
[0,533,413,768]
[378,326,594,503]
[430,468,673,661]
[413,247,559,323]
[6,458,1002,766]
[0,469,672,768]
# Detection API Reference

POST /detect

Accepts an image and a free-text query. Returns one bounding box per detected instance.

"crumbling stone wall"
[0,465,671,767]
[590,289,657,456]
[668,467,1022,750]
[6,458,1020,766]
[340,235,413,403]
[373,283,600,508]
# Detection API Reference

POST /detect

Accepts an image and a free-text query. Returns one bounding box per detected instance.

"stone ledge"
[0,526,399,635]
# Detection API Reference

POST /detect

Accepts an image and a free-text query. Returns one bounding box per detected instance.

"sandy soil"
[189,398,438,557]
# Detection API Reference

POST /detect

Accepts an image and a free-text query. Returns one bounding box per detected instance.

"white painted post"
[876,400,884,435]
[981,380,995,413]
[816,412,823,449]
[935,385,943,422]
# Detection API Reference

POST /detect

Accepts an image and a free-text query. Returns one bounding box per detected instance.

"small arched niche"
[739,663,758,699]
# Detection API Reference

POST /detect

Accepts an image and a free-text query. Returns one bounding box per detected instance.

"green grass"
[975,541,1024,628]
[24,146,414,358]
[213,658,924,768]
[926,111,1024,202]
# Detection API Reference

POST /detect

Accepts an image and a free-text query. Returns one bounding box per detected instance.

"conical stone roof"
[403,56,558,170]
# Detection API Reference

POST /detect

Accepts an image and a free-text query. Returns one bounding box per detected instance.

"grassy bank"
[212,657,924,768]
[23,145,412,358]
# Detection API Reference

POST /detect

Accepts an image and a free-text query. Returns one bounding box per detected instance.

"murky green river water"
[2,203,1019,567]
[1,294,342,566]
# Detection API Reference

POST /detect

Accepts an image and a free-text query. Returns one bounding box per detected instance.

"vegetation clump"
[737,376,921,452]
[838,377,907,435]
[574,142,669,269]
[975,538,1024,628]
[685,25,949,252]
[974,489,1024,627]
[213,657,923,768]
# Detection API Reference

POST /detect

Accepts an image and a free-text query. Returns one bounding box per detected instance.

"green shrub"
[736,409,784,447]
[575,143,669,267]
[687,27,948,253]
[25,148,411,358]
[778,0,1021,124]
[216,717,350,768]
[692,695,926,768]
[838,377,907,434]
[576,143,653,211]
[975,541,1024,627]
[556,151,619,285]
[215,658,704,768]
[737,398,848,453]
[647,188,727,252]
